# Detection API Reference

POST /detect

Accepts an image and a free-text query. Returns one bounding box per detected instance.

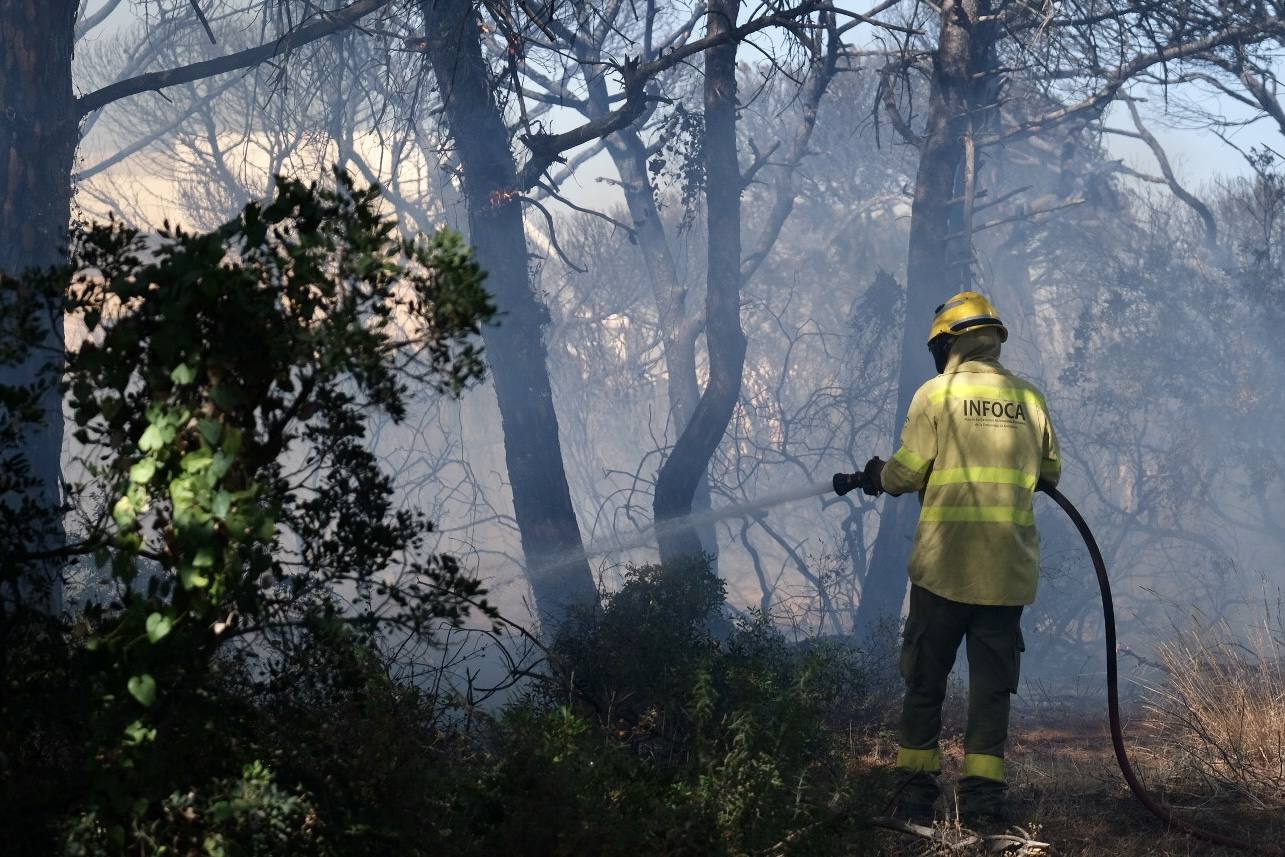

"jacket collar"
[943,329,1006,374]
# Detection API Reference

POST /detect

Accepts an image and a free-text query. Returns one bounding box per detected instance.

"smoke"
[572,480,837,565]
[71,5,1285,688]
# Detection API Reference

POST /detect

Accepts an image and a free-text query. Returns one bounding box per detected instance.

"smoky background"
[64,0,1285,710]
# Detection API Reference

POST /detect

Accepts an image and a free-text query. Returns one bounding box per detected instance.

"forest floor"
[861,707,1284,856]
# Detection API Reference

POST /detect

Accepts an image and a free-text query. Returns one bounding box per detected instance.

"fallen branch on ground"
[871,815,1051,856]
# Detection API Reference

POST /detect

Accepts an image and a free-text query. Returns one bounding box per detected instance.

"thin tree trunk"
[855,0,996,629]
[421,0,596,626]
[0,0,78,614]
[653,0,746,565]
[603,131,702,437]
[603,130,720,556]
[572,39,715,557]
[569,22,714,554]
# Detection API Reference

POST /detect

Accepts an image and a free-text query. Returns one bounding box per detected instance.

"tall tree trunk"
[603,129,703,430]
[652,0,746,565]
[421,0,596,626]
[603,130,719,557]
[0,0,78,614]
[573,50,717,557]
[855,0,996,629]
[590,19,835,574]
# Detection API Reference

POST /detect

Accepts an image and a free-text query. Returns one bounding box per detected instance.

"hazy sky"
[80,1,1275,211]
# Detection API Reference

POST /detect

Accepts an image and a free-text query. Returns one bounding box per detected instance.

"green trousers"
[895,584,1024,812]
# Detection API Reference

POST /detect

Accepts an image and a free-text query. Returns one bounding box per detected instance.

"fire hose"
[832,471,1278,854]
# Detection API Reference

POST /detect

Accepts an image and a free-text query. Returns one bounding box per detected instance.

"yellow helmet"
[927,291,1008,344]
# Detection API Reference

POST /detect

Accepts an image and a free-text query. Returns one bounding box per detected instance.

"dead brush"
[871,813,1050,856]
[1144,618,1285,810]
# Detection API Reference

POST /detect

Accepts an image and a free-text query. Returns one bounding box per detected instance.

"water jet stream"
[545,479,836,571]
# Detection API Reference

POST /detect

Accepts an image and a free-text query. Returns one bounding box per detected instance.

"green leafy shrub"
[4,554,889,857]
[437,559,881,856]
[67,761,325,857]
[227,626,459,855]
[2,174,891,857]
[0,171,496,855]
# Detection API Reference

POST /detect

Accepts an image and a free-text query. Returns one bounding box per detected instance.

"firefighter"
[860,290,1060,825]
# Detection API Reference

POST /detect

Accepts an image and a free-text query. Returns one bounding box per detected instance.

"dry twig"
[871,815,1051,856]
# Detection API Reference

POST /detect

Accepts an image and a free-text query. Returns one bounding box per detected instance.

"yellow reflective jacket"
[881,330,1060,606]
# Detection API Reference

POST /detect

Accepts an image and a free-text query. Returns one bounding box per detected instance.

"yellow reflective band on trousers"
[927,467,1038,491]
[919,505,1036,526]
[963,753,1006,782]
[893,445,931,475]
[928,384,1047,414]
[896,746,942,773]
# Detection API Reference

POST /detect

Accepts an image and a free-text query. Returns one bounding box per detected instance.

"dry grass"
[1144,622,1285,811]
[858,708,1283,856]
[849,609,1285,855]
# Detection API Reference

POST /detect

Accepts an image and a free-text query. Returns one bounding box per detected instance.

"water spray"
[566,479,836,566]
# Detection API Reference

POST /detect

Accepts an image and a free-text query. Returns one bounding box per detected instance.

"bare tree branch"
[76,76,241,181]
[1124,98,1218,249]
[986,15,1285,147]
[870,816,1051,855]
[189,0,217,44]
[515,0,835,190]
[76,0,126,42]
[876,59,923,148]
[742,13,840,280]
[77,0,394,115]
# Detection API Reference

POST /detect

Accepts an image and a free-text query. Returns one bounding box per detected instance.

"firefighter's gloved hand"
[861,456,885,497]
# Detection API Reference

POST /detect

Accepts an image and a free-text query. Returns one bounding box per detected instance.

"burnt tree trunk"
[855,0,998,629]
[604,130,720,559]
[574,55,716,558]
[604,129,703,431]
[421,0,596,626]
[652,0,746,565]
[0,0,79,614]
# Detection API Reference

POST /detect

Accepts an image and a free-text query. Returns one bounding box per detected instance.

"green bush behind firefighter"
[851,290,1061,825]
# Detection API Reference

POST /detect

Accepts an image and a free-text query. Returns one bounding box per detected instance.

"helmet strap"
[928,334,954,374]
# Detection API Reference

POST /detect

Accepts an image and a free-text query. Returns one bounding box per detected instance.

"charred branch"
[77,0,394,115]
[988,15,1285,147]
[742,12,841,281]
[1124,98,1218,249]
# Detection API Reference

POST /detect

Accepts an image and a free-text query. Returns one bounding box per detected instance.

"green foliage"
[0,171,497,855]
[648,105,706,234]
[2,173,888,857]
[57,170,494,640]
[227,626,458,856]
[437,559,880,856]
[67,761,325,857]
[3,556,887,857]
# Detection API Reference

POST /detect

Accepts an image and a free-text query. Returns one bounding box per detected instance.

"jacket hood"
[944,328,1003,373]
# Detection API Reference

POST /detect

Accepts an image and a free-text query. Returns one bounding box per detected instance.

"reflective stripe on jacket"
[881,330,1060,606]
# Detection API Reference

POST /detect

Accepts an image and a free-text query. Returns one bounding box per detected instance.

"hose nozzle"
[832,472,864,496]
